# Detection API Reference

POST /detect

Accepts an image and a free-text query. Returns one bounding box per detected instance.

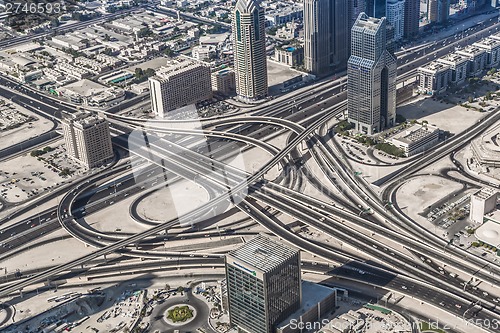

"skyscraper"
[427,0,450,24]
[366,0,387,18]
[303,0,349,76]
[386,0,405,41]
[348,13,397,135]
[232,0,268,102]
[225,235,301,333]
[403,0,420,39]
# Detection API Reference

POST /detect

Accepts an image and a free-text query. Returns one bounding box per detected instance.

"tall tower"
[348,13,397,135]
[366,0,387,18]
[386,0,405,41]
[232,0,268,102]
[404,0,420,39]
[303,0,349,76]
[427,0,450,24]
[225,235,302,333]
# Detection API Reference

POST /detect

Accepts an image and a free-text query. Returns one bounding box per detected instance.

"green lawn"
[167,305,194,323]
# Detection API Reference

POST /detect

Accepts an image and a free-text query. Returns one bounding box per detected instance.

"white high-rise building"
[62,112,114,169]
[232,0,268,102]
[470,188,498,224]
[386,0,405,41]
[149,58,212,117]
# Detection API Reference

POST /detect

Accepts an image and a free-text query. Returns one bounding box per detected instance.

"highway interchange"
[0,8,500,333]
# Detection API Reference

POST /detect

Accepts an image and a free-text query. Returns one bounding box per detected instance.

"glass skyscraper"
[225,235,301,333]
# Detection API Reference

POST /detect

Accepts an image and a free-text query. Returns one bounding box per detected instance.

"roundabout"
[164,304,196,326]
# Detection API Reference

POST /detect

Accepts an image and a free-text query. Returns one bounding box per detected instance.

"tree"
[468,96,474,103]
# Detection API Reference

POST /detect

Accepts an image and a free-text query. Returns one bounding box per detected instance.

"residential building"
[303,0,349,76]
[456,45,487,77]
[211,67,236,95]
[427,0,450,24]
[390,124,440,156]
[404,0,420,39]
[348,13,397,135]
[232,0,268,102]
[149,58,212,117]
[470,187,498,224]
[62,112,114,169]
[274,45,304,67]
[417,61,451,95]
[225,235,301,333]
[386,0,406,41]
[437,53,468,85]
[474,38,500,69]
[265,3,303,26]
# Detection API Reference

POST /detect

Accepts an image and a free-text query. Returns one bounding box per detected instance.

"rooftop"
[392,124,439,144]
[473,187,498,200]
[227,235,299,273]
[419,61,450,73]
[475,219,500,247]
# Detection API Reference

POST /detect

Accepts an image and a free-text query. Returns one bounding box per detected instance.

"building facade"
[474,38,500,69]
[303,0,349,76]
[232,0,268,102]
[427,0,450,24]
[404,0,420,39]
[62,112,114,169]
[386,0,406,41]
[211,67,236,96]
[417,61,451,95]
[348,13,397,135]
[456,45,487,77]
[470,188,498,224]
[366,0,387,18]
[225,235,301,333]
[149,59,212,117]
[437,53,468,85]
[274,45,304,67]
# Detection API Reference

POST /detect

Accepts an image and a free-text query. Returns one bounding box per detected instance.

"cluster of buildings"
[62,112,114,169]
[417,34,500,95]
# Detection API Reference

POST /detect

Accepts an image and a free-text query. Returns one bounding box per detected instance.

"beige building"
[211,67,236,96]
[149,58,212,117]
[274,46,304,67]
[62,112,114,169]
[390,124,440,156]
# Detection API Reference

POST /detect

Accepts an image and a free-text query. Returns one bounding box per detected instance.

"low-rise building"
[470,187,498,224]
[62,112,114,169]
[390,124,440,156]
[417,61,451,95]
[473,37,500,69]
[274,45,304,68]
[192,45,216,61]
[456,45,487,77]
[437,53,469,85]
[56,62,92,80]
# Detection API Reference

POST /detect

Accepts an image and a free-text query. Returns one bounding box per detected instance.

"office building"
[232,0,268,102]
[149,58,212,117]
[404,0,420,39]
[350,0,367,27]
[303,0,349,76]
[417,61,451,95]
[390,124,440,156]
[225,235,301,333]
[474,38,500,69]
[348,13,397,135]
[456,45,487,77]
[470,188,498,224]
[427,0,450,24]
[62,112,114,169]
[386,0,406,41]
[437,53,468,85]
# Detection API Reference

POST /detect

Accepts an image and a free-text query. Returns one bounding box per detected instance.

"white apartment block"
[56,62,92,80]
[473,38,500,69]
[470,187,498,224]
[62,112,114,169]
[386,0,405,41]
[149,58,212,117]
[437,53,468,85]
[456,45,487,77]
